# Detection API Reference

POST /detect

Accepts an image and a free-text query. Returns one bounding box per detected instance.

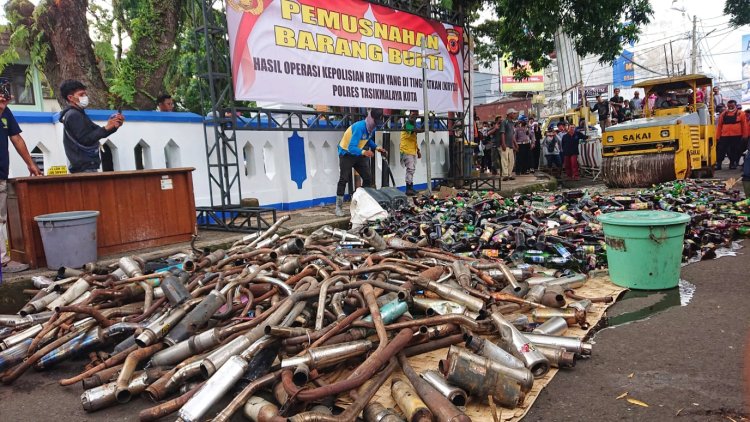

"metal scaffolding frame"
[191,0,277,232]
[190,0,476,232]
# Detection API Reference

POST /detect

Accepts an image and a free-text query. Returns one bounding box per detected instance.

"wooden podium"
[7,168,197,268]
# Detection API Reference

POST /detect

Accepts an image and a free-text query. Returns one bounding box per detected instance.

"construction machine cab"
[637,75,715,121]
[601,74,716,187]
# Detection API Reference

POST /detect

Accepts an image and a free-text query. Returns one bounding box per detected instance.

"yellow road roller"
[601,74,716,187]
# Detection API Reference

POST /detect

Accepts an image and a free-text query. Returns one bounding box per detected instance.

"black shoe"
[405,183,416,196]
[715,164,722,170]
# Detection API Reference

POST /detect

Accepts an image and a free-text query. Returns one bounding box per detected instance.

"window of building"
[1,64,35,105]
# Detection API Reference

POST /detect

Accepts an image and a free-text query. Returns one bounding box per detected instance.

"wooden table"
[7,168,197,268]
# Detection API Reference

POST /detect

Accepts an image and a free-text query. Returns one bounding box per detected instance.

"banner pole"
[422,38,432,194]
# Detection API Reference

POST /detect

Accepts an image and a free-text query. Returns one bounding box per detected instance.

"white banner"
[225,0,465,112]
[554,29,582,93]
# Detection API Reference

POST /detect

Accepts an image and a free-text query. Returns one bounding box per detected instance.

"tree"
[469,0,654,74]
[2,0,182,110]
[724,0,750,27]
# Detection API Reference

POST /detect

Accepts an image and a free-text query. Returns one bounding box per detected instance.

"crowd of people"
[473,109,588,181]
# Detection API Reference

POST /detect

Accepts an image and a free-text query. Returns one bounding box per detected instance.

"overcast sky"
[2,0,747,83]
[477,0,749,83]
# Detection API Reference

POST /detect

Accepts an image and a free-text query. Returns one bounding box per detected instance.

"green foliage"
[471,0,654,76]
[89,2,118,82]
[109,1,174,108]
[724,0,750,27]
[165,25,205,113]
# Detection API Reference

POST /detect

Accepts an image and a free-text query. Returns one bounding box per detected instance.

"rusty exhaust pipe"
[362,227,387,251]
[535,346,577,368]
[364,401,405,422]
[531,308,588,329]
[114,343,163,403]
[392,378,433,422]
[439,346,526,408]
[398,353,470,422]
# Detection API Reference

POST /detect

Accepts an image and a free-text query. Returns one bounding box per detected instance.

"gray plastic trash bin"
[34,211,100,269]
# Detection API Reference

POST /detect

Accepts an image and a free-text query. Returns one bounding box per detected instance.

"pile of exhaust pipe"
[0,215,608,421]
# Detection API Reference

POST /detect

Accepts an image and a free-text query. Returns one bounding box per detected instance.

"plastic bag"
[350,188,388,226]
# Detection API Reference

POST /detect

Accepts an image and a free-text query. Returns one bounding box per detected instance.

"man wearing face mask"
[59,79,125,173]
[335,108,386,217]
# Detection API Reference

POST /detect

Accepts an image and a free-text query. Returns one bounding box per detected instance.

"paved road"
[526,242,749,421]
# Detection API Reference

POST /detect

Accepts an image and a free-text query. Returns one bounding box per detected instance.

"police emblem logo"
[446,29,461,55]
[228,0,265,15]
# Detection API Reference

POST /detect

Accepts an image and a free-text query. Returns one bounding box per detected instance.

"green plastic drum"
[597,211,691,290]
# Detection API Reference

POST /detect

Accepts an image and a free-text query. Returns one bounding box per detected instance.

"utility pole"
[690,15,697,74]
[421,37,432,194]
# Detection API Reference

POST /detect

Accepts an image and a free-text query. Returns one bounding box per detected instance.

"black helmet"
[0,77,10,100]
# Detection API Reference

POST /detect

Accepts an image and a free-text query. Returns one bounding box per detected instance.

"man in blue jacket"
[58,80,124,173]
[335,108,386,217]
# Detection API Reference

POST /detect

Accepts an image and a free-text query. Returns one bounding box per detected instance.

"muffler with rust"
[439,346,526,408]
[535,346,577,368]
[412,277,485,312]
[531,308,588,329]
[391,378,433,422]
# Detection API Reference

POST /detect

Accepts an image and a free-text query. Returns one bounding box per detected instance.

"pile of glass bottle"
[372,179,750,272]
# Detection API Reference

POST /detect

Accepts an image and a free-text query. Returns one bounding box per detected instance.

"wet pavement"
[526,242,749,422]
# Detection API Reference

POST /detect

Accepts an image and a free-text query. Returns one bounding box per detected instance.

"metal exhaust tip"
[183,260,196,272]
[531,361,550,378]
[115,388,132,404]
[199,362,212,380]
[451,394,467,407]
